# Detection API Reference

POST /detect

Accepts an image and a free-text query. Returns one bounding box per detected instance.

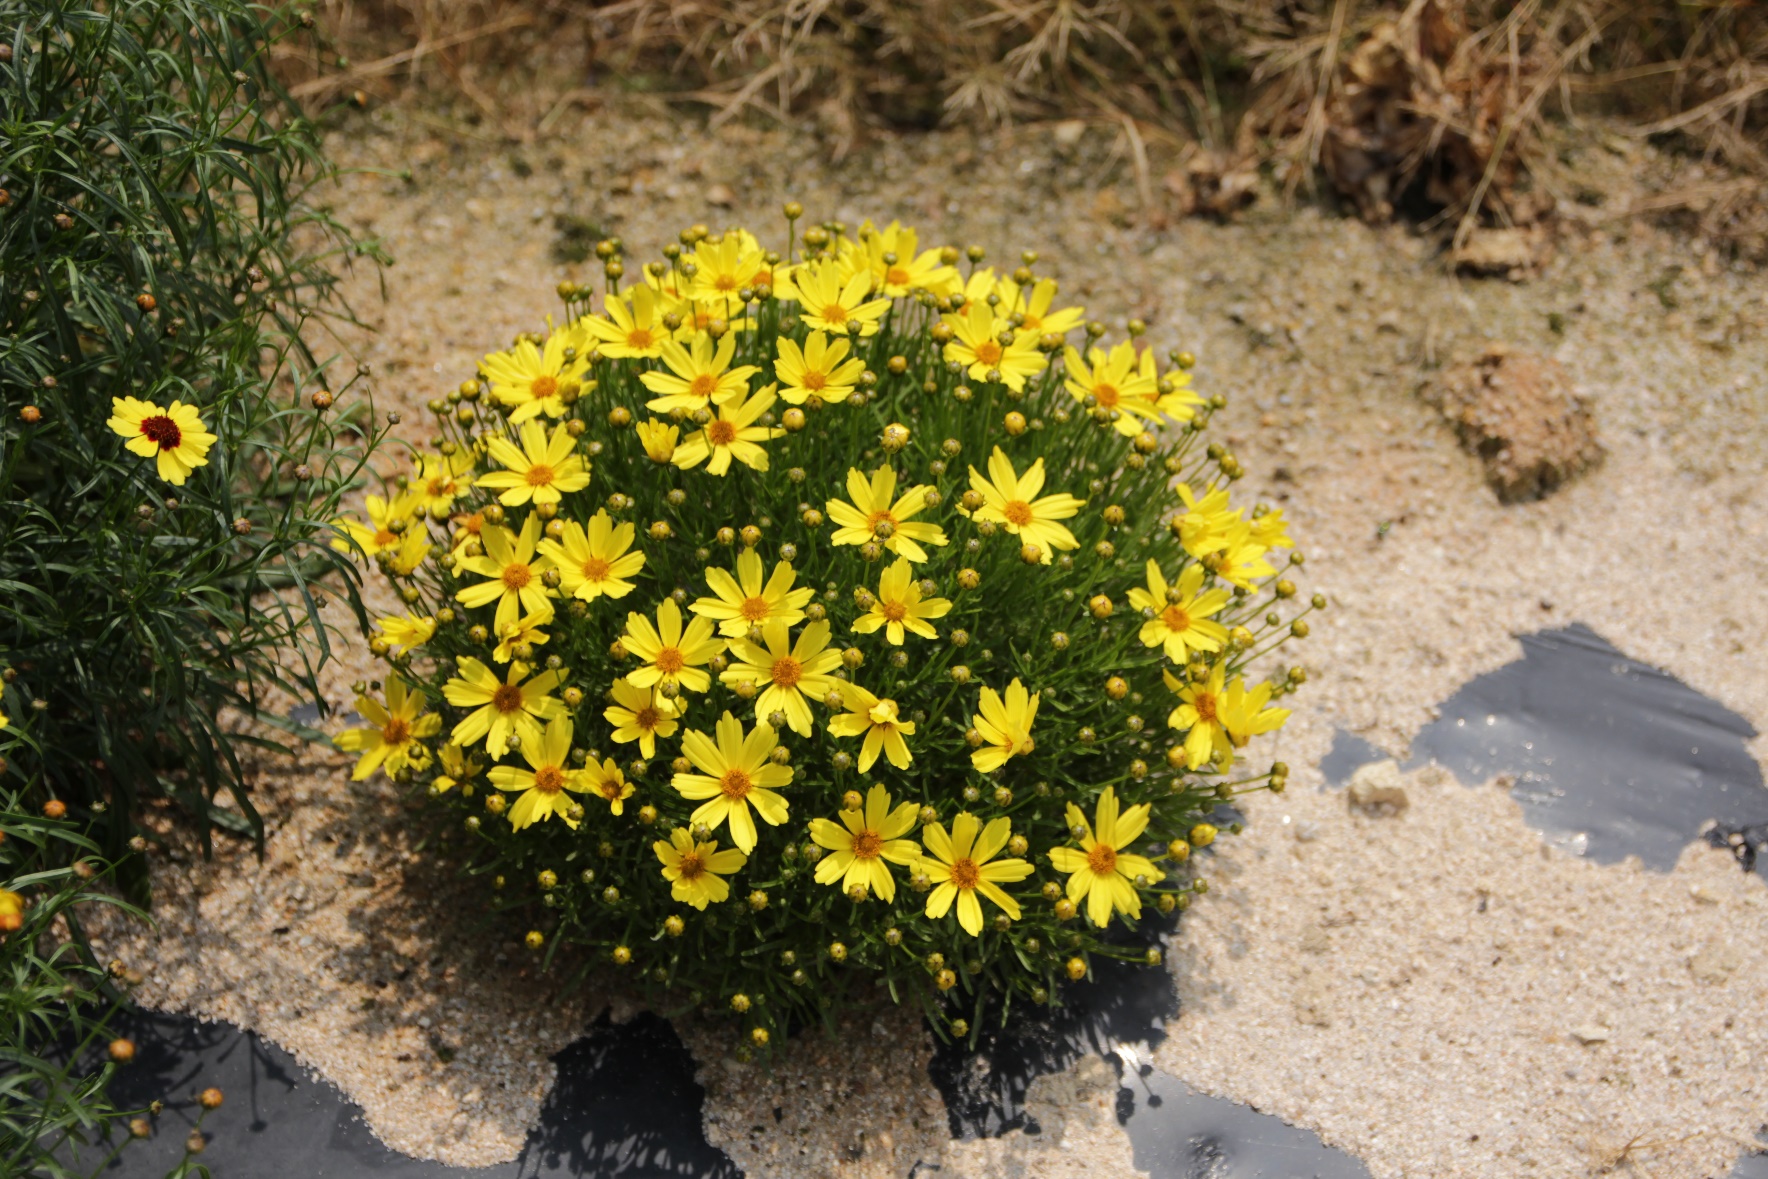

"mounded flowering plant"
[335,209,1322,1050]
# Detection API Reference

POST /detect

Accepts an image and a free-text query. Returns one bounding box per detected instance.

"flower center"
[719,768,752,799]
[524,463,556,486]
[707,419,739,445]
[426,477,451,496]
[1087,843,1117,874]
[635,706,661,730]
[820,303,849,324]
[655,646,685,674]
[714,272,739,292]
[973,340,1003,366]
[1022,311,1044,329]
[886,266,911,286]
[865,509,897,534]
[502,563,532,590]
[1093,383,1120,408]
[582,556,612,580]
[492,684,525,714]
[770,656,802,688]
[802,370,828,391]
[1193,692,1218,723]
[598,777,625,800]
[374,529,398,548]
[1002,500,1034,527]
[852,830,884,859]
[533,765,566,794]
[879,600,908,622]
[739,595,771,621]
[530,375,558,399]
[627,327,655,349]
[949,857,981,890]
[1161,604,1191,632]
[867,700,899,726]
[139,414,183,450]
[381,717,411,745]
[689,373,719,399]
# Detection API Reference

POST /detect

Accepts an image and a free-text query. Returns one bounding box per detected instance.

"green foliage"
[0,0,389,866]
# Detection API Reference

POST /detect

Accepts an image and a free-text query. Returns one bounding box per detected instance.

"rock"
[1569,1024,1611,1045]
[705,182,735,208]
[1451,227,1541,277]
[1294,820,1320,843]
[1688,938,1743,985]
[1426,345,1603,503]
[1051,119,1086,147]
[1347,759,1410,816]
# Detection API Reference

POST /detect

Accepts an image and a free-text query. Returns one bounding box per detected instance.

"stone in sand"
[1427,344,1603,503]
[1347,760,1410,816]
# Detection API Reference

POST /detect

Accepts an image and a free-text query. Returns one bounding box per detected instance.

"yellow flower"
[430,743,482,794]
[582,756,634,815]
[443,657,566,758]
[809,783,922,902]
[604,677,680,759]
[330,493,415,559]
[1063,341,1161,436]
[1249,507,1293,550]
[480,329,588,423]
[1125,561,1229,661]
[853,557,950,644]
[671,383,784,476]
[489,716,590,831]
[792,261,891,337]
[999,275,1084,340]
[408,450,475,517]
[1154,356,1203,422]
[334,676,440,781]
[1047,788,1164,928]
[773,331,864,405]
[635,419,679,463]
[383,529,432,577]
[575,284,667,359]
[1164,665,1229,770]
[476,420,591,506]
[537,509,646,602]
[1209,524,1276,590]
[491,604,553,664]
[622,598,723,694]
[374,612,436,654]
[640,334,760,414]
[942,300,1047,391]
[963,447,1084,563]
[825,465,948,563]
[1172,483,1237,558]
[690,547,812,638]
[108,396,217,485]
[828,682,915,772]
[1220,677,1292,747]
[863,221,958,296]
[455,515,553,634]
[671,711,793,853]
[971,677,1039,772]
[918,813,1033,936]
[687,232,767,310]
[654,827,748,910]
[0,889,23,933]
[720,619,841,737]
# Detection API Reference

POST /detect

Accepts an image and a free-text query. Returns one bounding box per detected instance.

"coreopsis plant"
[336,211,1322,1049]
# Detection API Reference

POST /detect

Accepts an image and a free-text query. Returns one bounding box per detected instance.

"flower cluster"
[334,211,1321,1049]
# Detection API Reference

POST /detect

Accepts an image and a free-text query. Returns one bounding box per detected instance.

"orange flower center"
[739,595,772,621]
[676,851,706,880]
[626,327,656,349]
[879,600,908,622]
[492,684,525,714]
[886,266,911,286]
[770,656,802,688]
[381,717,411,745]
[655,646,685,674]
[719,768,752,799]
[374,529,398,548]
[502,563,532,590]
[635,706,662,730]
[530,375,559,399]
[949,857,981,890]
[598,777,625,800]
[1022,311,1044,330]
[1087,843,1117,874]
[139,414,182,450]
[1093,383,1120,408]
[582,556,612,581]
[973,340,1003,366]
[1002,500,1034,527]
[802,371,828,391]
[707,419,739,445]
[714,272,740,292]
[820,303,849,324]
[1161,604,1191,632]
[852,829,884,859]
[533,765,566,794]
[689,373,719,399]
[524,463,556,486]
[1193,691,1218,723]
[865,509,898,534]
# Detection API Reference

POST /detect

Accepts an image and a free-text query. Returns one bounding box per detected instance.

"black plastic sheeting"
[1121,1067,1372,1179]
[102,1009,739,1178]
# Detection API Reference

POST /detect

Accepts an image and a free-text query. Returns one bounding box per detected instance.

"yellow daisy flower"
[583,756,634,815]
[999,276,1084,340]
[971,676,1039,773]
[604,677,679,759]
[374,612,437,654]
[690,547,812,638]
[1126,561,1229,661]
[792,261,891,338]
[1164,665,1229,770]
[640,333,760,414]
[575,284,667,359]
[1220,677,1292,747]
[809,783,922,901]
[828,682,915,772]
[671,711,793,853]
[491,604,553,664]
[773,331,864,405]
[537,508,646,602]
[1154,355,1204,423]
[1249,507,1294,550]
[654,827,748,910]
[480,329,588,423]
[1209,524,1276,590]
[431,743,482,794]
[408,450,475,518]
[330,493,416,559]
[942,300,1046,391]
[1171,483,1237,558]
[720,619,841,737]
[1047,787,1164,928]
[825,465,948,563]
[963,447,1084,563]
[687,232,767,310]
[671,384,784,476]
[383,529,432,577]
[489,716,589,831]
[621,598,723,694]
[443,657,566,758]
[1063,341,1161,436]
[635,419,679,463]
[334,677,439,781]
[853,557,951,644]
[839,221,957,297]
[918,812,1033,936]
[476,420,592,506]
[0,889,23,933]
[108,396,217,485]
[454,515,554,635]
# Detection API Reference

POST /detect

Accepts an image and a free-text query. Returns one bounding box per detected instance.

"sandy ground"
[93,97,1768,1177]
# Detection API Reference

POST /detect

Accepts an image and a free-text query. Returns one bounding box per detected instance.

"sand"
[91,95,1768,1177]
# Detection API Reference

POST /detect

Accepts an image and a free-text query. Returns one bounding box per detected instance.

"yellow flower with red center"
[621,598,723,694]
[671,711,793,853]
[774,331,865,405]
[1063,341,1161,436]
[108,397,217,485]
[720,619,841,737]
[962,447,1084,563]
[809,784,922,901]
[455,515,554,634]
[828,682,915,772]
[671,384,784,475]
[853,558,950,644]
[1126,560,1229,661]
[941,300,1046,391]
[1047,787,1164,927]
[489,716,590,831]
[582,756,634,815]
[917,812,1033,936]
[690,547,813,638]
[826,465,948,563]
[334,677,439,781]
[537,509,646,602]
[654,827,748,910]
[330,493,416,559]
[575,285,667,359]
[476,421,591,506]
[480,329,588,422]
[792,261,891,338]
[971,677,1039,772]
[1164,665,1230,769]
[443,657,566,758]
[640,333,760,414]
[604,677,679,759]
